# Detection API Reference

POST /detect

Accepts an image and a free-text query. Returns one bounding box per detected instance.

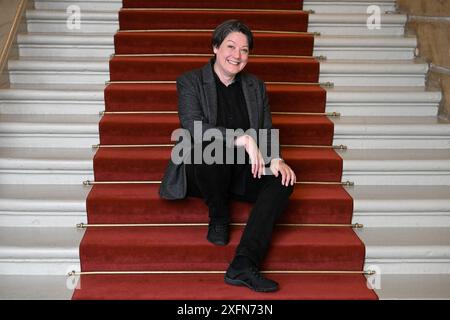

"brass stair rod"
[76,222,363,229]
[280,144,347,149]
[83,180,354,186]
[106,80,177,84]
[68,269,375,277]
[100,111,177,115]
[91,143,347,149]
[117,29,320,36]
[105,80,333,87]
[273,111,339,116]
[99,111,340,116]
[93,144,174,148]
[112,53,324,60]
[120,8,313,13]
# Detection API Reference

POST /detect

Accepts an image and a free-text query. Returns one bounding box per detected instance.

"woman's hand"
[270,158,296,186]
[234,134,265,179]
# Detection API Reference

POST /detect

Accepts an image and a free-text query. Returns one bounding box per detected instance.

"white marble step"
[0,275,74,300]
[0,85,441,116]
[314,35,417,60]
[0,147,449,185]
[32,0,397,14]
[319,59,428,87]
[0,185,89,227]
[339,149,450,185]
[0,227,83,275]
[0,114,100,148]
[1,114,448,148]
[25,10,119,34]
[1,273,450,300]
[304,0,397,14]
[16,32,417,60]
[348,186,450,227]
[332,116,450,149]
[34,0,122,11]
[326,86,441,117]
[17,32,115,58]
[309,13,405,36]
[0,147,95,184]
[25,10,406,36]
[1,226,449,275]
[7,57,428,86]
[373,274,450,300]
[0,84,105,115]
[1,184,449,228]
[7,57,108,85]
[357,227,450,274]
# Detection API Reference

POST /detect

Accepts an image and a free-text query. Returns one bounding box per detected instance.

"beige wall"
[0,1,22,44]
[0,0,23,55]
[397,0,450,17]
[0,0,29,87]
[397,0,450,118]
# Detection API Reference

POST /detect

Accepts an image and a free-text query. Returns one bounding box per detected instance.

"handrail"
[430,64,450,76]
[0,0,28,78]
[409,15,450,23]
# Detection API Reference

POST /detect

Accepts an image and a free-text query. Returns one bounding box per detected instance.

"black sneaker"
[206,223,229,246]
[224,265,279,292]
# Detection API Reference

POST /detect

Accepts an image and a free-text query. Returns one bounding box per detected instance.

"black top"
[211,61,251,195]
[213,69,251,132]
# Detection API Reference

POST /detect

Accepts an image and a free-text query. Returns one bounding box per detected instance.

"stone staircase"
[0,0,450,299]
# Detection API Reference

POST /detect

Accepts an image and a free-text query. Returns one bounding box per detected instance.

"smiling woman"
[211,20,252,86]
[159,19,296,293]
[213,32,249,86]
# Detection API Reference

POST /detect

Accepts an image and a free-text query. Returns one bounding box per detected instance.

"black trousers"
[185,161,294,268]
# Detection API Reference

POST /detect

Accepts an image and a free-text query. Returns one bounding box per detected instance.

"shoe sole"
[207,238,229,246]
[224,276,279,293]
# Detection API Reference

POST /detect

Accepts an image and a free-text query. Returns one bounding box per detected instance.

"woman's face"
[213,31,249,78]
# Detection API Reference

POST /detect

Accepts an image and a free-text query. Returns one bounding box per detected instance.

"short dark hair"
[211,20,254,50]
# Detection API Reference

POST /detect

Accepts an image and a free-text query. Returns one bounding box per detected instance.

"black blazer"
[159,59,280,200]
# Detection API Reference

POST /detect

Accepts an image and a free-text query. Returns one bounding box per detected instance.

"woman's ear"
[213,46,218,54]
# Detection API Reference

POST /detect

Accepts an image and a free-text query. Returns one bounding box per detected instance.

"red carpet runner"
[72,0,378,300]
